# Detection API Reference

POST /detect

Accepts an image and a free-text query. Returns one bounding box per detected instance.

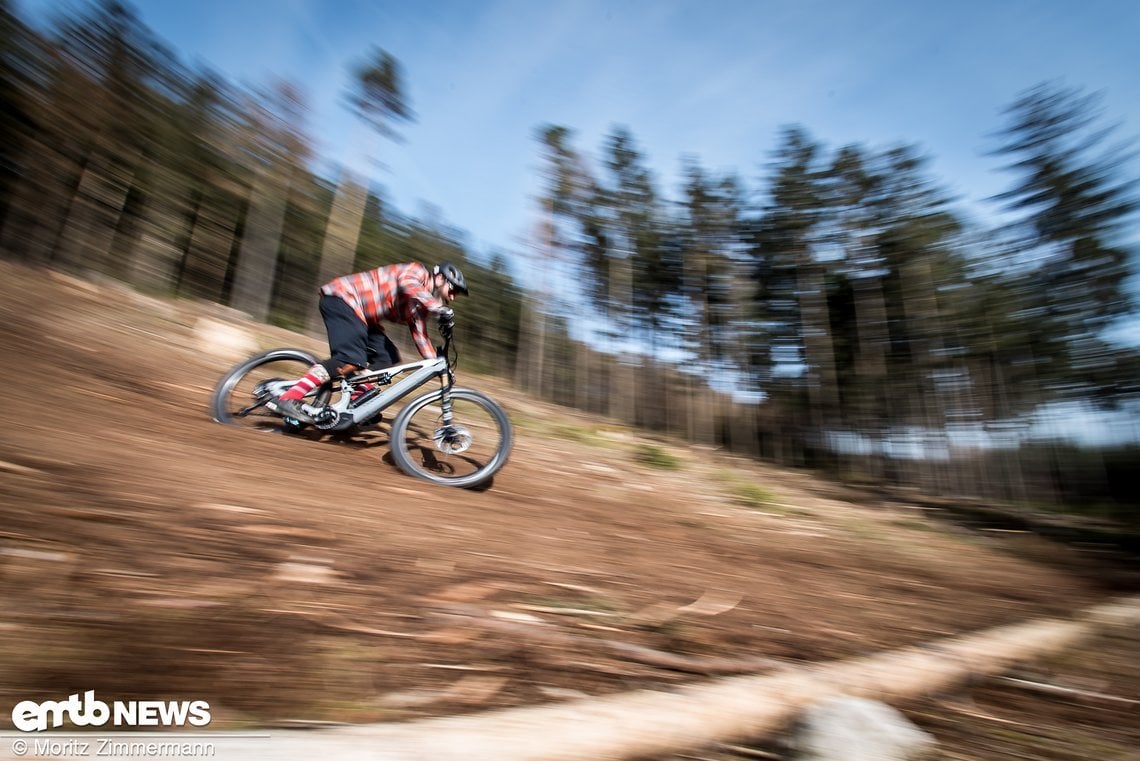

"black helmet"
[433,262,468,296]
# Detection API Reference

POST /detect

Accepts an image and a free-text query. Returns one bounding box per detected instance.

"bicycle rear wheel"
[389,387,512,488]
[211,349,331,430]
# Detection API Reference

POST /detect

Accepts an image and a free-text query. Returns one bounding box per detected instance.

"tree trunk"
[178,192,240,301]
[796,261,840,441]
[609,250,637,424]
[230,164,292,322]
[0,142,78,263]
[308,171,368,331]
[127,159,190,294]
[575,340,591,412]
[53,149,135,276]
[852,272,890,481]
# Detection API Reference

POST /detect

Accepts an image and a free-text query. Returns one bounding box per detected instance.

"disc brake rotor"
[433,425,473,454]
[252,378,283,401]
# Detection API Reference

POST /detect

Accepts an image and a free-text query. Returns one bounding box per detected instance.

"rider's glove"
[437,309,455,341]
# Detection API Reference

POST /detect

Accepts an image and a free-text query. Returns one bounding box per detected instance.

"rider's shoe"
[267,397,316,425]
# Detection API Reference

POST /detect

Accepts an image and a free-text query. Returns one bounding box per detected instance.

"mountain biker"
[267,261,468,424]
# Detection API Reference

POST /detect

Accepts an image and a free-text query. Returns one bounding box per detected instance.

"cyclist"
[268,261,467,424]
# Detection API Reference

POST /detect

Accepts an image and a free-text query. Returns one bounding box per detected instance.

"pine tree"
[990,82,1138,405]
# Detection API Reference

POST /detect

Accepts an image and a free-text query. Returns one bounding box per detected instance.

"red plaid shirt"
[320,262,448,358]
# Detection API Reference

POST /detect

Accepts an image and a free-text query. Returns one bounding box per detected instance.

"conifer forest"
[2,0,1138,519]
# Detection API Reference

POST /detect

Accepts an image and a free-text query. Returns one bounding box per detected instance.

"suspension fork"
[439,371,456,426]
[438,333,456,426]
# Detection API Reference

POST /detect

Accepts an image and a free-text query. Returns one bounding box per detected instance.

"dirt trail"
[0,261,1135,755]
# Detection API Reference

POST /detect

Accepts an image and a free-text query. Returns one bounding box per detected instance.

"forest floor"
[1,260,1137,759]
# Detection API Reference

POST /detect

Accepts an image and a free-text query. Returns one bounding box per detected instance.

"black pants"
[319,294,400,374]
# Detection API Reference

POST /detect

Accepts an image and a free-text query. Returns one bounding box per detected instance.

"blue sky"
[16,0,1140,269]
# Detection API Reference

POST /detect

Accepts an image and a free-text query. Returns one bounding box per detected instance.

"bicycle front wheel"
[389,387,512,488]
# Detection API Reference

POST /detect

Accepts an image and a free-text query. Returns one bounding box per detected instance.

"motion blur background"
[2,0,1138,517]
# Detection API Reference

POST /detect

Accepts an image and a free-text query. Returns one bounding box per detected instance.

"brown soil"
[1,261,1136,755]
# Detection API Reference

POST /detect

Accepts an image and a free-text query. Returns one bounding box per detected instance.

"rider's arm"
[408,309,437,359]
[397,265,448,314]
[396,264,449,359]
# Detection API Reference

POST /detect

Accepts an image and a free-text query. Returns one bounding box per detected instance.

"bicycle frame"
[265,325,456,431]
[323,355,448,425]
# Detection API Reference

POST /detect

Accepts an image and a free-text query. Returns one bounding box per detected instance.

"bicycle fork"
[431,383,473,455]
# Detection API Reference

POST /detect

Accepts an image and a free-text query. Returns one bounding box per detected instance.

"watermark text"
[11,693,211,733]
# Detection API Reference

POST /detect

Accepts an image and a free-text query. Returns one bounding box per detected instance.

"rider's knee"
[322,359,361,378]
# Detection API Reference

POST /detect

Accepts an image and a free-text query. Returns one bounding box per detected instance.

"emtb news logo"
[11,691,211,732]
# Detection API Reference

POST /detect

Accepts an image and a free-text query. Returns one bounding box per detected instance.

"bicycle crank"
[314,406,354,431]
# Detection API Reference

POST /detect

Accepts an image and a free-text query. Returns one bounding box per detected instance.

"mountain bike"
[210,319,512,489]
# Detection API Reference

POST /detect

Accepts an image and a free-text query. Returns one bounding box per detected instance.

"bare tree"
[309,47,412,329]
